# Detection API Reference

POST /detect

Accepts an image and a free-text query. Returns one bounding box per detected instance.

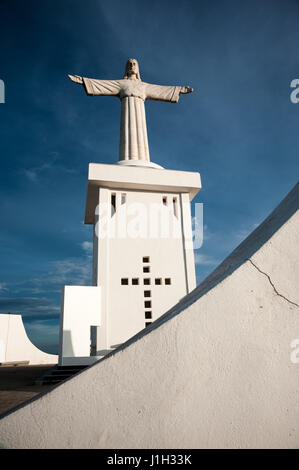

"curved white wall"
[0,314,57,365]
[0,183,298,449]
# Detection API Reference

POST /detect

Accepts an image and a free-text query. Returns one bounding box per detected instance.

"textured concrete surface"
[0,182,298,449]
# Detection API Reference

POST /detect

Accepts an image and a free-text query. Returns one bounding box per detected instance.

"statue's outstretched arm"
[68,74,84,84]
[145,83,193,103]
[68,75,121,96]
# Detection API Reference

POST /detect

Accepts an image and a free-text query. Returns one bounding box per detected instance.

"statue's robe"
[82,77,182,162]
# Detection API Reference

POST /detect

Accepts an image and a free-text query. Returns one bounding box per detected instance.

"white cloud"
[27,320,59,337]
[11,254,92,296]
[24,169,38,182]
[0,297,60,318]
[23,154,77,183]
[48,258,91,286]
[81,241,93,253]
[194,253,220,267]
[23,161,53,182]
[233,222,259,244]
[203,224,213,241]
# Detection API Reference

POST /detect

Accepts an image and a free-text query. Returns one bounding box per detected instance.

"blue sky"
[0,0,298,353]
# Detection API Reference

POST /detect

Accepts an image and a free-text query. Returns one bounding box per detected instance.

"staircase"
[36,344,123,386]
[35,365,88,386]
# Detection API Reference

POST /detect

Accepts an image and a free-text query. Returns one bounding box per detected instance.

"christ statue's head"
[124,58,141,80]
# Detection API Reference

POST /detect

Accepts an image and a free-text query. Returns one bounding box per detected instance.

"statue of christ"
[68,58,193,164]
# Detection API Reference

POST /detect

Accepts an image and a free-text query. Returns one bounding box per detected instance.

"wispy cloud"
[81,241,93,254]
[0,297,60,319]
[232,222,260,245]
[19,256,92,293]
[202,224,213,242]
[48,258,92,286]
[27,319,59,337]
[22,153,77,183]
[0,253,92,352]
[23,169,39,182]
[23,154,58,182]
[1,250,92,301]
[194,253,220,267]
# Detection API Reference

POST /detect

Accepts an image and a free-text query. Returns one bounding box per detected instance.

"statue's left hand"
[180,86,193,94]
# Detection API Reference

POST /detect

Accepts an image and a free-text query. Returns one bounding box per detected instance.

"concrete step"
[51,369,83,375]
[35,365,88,386]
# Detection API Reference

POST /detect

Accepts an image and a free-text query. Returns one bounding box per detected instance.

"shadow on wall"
[63,330,75,357]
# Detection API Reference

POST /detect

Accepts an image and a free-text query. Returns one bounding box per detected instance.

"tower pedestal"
[59,163,201,365]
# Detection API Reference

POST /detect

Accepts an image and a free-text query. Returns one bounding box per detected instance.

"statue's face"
[126,59,139,78]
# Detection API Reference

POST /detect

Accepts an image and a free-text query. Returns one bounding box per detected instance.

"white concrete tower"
[59,59,201,365]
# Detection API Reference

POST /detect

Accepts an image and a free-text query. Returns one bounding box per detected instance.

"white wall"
[94,187,196,350]
[0,183,298,448]
[0,314,57,365]
[61,168,198,360]
[59,286,101,365]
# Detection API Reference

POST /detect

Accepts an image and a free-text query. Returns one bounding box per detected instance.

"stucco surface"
[0,183,298,449]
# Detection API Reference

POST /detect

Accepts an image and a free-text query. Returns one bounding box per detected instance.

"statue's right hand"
[68,74,83,84]
[180,86,193,94]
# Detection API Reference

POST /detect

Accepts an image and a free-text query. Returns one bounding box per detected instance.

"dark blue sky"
[0,0,298,353]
